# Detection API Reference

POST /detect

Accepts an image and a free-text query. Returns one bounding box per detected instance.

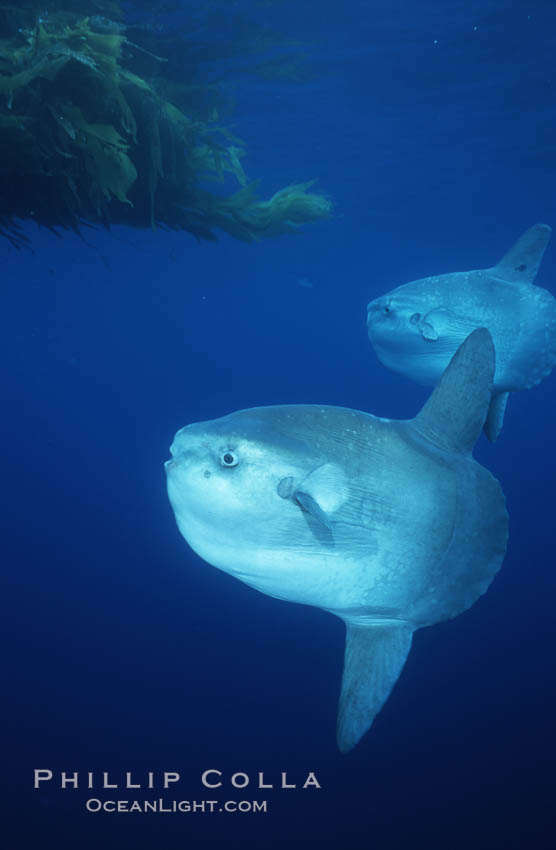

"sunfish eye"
[220,450,239,468]
[384,303,392,314]
[410,312,421,325]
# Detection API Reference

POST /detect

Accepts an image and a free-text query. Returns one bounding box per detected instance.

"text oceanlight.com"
[85,798,268,813]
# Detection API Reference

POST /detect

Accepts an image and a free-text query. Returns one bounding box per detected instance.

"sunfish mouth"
[366,296,385,311]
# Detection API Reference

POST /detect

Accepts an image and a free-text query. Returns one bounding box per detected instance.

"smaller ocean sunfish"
[366,223,556,441]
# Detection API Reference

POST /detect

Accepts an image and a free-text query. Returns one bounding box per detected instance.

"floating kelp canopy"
[0,1,331,248]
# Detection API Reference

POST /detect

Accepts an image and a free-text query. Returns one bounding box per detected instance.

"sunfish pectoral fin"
[412,328,495,454]
[484,391,509,442]
[292,462,350,528]
[418,316,439,341]
[279,463,349,531]
[294,489,332,529]
[491,222,551,284]
[337,622,413,753]
[420,308,478,346]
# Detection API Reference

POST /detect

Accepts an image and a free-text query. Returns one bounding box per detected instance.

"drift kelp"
[0,2,331,248]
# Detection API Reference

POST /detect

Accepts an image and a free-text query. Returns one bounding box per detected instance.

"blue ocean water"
[2,1,556,848]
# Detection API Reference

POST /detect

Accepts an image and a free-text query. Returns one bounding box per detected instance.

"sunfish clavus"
[366,223,556,441]
[165,330,508,751]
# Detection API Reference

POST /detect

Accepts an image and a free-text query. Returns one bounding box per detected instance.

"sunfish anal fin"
[337,622,413,753]
[412,328,495,454]
[484,391,509,443]
[492,222,551,284]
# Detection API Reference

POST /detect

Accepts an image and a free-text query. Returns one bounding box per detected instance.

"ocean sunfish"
[366,223,556,441]
[165,330,508,752]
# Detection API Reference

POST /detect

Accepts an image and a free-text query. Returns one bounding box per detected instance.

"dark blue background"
[2,1,555,847]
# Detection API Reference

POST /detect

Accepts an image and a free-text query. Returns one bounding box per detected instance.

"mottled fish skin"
[366,224,556,439]
[165,330,508,751]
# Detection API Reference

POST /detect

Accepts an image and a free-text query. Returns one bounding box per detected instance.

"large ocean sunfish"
[165,331,508,751]
[366,223,556,441]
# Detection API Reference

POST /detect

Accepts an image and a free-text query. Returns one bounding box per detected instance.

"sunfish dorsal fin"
[491,222,551,284]
[412,328,495,454]
[337,623,413,753]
